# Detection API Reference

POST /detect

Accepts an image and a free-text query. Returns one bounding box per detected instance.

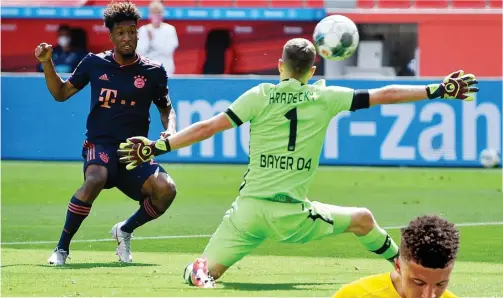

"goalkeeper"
[118,38,478,288]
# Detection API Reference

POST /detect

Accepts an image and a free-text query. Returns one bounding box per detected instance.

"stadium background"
[1,0,503,297]
[1,0,502,167]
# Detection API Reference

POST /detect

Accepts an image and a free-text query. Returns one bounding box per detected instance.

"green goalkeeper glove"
[118,136,171,170]
[426,70,479,101]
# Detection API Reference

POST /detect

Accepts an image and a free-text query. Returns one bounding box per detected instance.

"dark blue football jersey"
[68,50,171,144]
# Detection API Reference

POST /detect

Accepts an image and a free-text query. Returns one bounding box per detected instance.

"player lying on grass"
[117,38,478,288]
[35,1,178,265]
[333,215,459,298]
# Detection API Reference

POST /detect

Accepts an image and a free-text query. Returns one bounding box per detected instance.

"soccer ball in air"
[479,148,501,168]
[313,15,359,61]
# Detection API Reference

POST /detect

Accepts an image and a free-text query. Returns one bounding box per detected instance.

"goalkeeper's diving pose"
[118,38,478,288]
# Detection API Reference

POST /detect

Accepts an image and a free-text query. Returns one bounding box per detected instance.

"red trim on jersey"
[112,52,141,67]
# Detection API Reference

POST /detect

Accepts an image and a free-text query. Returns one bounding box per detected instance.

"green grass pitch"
[1,161,503,297]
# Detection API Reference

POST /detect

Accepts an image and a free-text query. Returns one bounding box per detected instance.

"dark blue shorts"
[82,140,167,201]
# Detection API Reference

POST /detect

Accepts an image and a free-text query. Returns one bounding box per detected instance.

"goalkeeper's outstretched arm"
[361,70,479,108]
[118,113,233,170]
[165,113,232,151]
[369,85,430,106]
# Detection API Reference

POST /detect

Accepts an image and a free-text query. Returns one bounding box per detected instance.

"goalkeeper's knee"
[348,208,376,236]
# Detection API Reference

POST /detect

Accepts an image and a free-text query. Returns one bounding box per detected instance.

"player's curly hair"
[103,0,141,31]
[400,215,460,269]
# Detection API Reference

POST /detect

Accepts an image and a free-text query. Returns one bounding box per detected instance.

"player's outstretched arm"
[34,43,79,102]
[368,70,478,107]
[166,112,232,149]
[118,113,233,170]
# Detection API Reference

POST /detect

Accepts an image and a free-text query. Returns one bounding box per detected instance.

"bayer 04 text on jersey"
[260,154,312,171]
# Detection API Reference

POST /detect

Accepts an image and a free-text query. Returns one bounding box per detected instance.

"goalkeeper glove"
[426,70,479,101]
[118,136,171,170]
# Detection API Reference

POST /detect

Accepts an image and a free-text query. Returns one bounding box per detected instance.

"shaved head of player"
[333,215,460,298]
[278,38,317,84]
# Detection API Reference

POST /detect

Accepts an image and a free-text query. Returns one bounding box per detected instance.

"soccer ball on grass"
[313,15,359,61]
[479,148,501,168]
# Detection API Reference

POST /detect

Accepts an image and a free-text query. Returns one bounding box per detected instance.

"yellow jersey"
[333,273,457,298]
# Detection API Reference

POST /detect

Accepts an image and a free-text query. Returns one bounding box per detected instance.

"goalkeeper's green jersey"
[224,78,354,203]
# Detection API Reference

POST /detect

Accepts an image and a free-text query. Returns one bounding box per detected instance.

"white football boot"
[183,258,215,288]
[48,248,69,266]
[110,221,132,263]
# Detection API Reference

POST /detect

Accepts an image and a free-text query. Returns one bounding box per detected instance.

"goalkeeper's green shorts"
[202,196,354,268]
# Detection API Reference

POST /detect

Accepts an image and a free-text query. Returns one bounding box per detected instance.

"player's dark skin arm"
[158,105,176,132]
[41,59,79,102]
[35,43,79,102]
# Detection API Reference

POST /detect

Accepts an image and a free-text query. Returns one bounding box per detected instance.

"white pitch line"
[1,234,213,245]
[382,221,503,230]
[2,222,503,246]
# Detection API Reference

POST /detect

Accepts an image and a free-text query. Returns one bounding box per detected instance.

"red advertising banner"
[2,14,500,76]
[1,0,86,6]
[340,13,502,77]
[1,19,318,74]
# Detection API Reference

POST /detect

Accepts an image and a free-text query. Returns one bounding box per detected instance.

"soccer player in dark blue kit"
[34,1,177,265]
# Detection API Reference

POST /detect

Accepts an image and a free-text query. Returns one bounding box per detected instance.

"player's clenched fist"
[35,43,53,62]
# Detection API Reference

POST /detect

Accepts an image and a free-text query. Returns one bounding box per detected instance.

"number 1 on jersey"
[285,108,298,151]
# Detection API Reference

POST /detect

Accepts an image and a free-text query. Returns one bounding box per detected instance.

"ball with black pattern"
[313,15,359,61]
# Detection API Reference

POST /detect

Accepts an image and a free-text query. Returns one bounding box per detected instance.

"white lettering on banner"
[462,101,501,160]
[186,25,205,33]
[1,24,17,32]
[234,26,253,34]
[177,100,235,158]
[1,8,20,17]
[187,10,208,17]
[36,8,57,16]
[380,105,415,160]
[92,25,109,33]
[174,99,501,163]
[45,24,59,32]
[324,111,351,159]
[418,103,456,161]
[284,26,303,35]
[226,10,246,18]
[264,11,284,18]
[73,9,94,17]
